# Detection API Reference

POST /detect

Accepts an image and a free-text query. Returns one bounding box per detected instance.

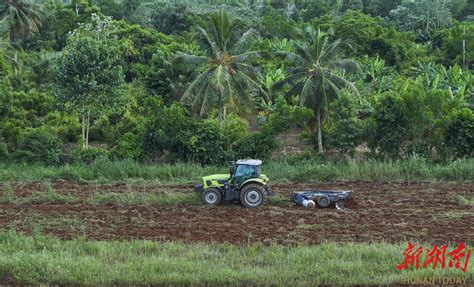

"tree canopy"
[0,0,472,163]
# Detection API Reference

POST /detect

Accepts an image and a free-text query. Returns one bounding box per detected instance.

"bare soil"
[0,181,472,245]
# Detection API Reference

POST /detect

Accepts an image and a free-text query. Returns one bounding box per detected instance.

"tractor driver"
[235,164,256,185]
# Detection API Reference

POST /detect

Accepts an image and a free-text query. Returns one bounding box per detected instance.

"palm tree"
[0,0,42,46]
[173,9,261,128]
[276,26,360,154]
[0,18,19,71]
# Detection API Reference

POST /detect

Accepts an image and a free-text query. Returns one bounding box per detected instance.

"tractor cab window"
[235,165,260,185]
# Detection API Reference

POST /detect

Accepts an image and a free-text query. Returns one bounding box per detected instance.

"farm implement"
[194,159,353,209]
[291,190,353,209]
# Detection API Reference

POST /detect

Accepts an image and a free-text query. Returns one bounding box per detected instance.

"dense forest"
[0,0,472,165]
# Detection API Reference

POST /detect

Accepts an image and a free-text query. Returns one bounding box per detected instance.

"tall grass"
[0,231,471,285]
[0,157,472,183]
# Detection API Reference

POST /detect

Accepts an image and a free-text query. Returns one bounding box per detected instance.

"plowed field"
[0,181,472,245]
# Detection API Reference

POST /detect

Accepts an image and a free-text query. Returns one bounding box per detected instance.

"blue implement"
[292,190,353,209]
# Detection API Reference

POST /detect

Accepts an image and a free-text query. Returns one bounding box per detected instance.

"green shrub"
[141,100,190,161]
[12,128,62,165]
[71,147,109,164]
[181,120,226,164]
[221,114,249,150]
[234,128,278,160]
[326,91,363,155]
[43,112,80,142]
[110,132,142,160]
[371,94,409,158]
[444,108,474,158]
[0,141,9,161]
[140,100,228,164]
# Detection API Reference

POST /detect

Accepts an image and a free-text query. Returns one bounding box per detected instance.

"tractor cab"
[230,159,262,187]
[194,159,272,208]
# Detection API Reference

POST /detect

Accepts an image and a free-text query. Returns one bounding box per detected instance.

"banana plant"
[253,67,286,117]
[412,62,473,97]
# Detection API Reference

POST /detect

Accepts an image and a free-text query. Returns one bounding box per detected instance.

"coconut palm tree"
[0,0,42,46]
[173,9,261,128]
[0,17,19,71]
[276,26,360,154]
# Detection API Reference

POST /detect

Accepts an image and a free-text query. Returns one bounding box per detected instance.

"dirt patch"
[0,181,472,245]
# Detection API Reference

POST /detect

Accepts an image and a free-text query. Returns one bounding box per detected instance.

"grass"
[0,231,471,285]
[86,192,201,206]
[1,182,13,203]
[457,195,474,206]
[5,190,202,206]
[443,210,474,219]
[14,181,77,204]
[0,157,472,183]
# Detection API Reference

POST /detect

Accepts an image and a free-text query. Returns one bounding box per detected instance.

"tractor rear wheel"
[240,184,265,208]
[202,188,222,206]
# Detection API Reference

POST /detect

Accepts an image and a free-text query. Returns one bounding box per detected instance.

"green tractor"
[194,159,273,208]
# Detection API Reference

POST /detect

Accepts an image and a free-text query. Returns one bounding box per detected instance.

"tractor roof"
[237,159,262,166]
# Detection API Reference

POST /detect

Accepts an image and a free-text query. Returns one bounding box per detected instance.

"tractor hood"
[202,174,230,182]
[201,174,269,189]
[202,174,230,188]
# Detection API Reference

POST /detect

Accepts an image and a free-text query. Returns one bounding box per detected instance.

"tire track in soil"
[0,181,472,245]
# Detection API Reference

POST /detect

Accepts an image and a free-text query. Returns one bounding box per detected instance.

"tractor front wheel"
[202,188,222,206]
[240,184,265,208]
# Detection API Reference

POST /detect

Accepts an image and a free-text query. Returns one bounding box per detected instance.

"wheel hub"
[205,192,217,204]
[246,190,261,205]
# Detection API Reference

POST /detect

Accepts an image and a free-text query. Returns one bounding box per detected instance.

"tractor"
[194,159,273,208]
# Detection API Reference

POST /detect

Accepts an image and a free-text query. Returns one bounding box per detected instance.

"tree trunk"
[463,25,467,68]
[218,91,223,129]
[317,107,323,154]
[218,106,223,129]
[85,110,90,150]
[81,104,85,149]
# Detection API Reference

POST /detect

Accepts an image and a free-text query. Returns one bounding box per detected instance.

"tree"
[130,2,190,35]
[326,90,363,156]
[123,0,140,19]
[444,108,474,158]
[433,23,474,68]
[0,0,42,45]
[388,0,464,40]
[276,26,359,154]
[268,96,313,157]
[0,19,17,72]
[342,0,363,11]
[56,14,123,149]
[173,9,260,129]
[371,94,409,158]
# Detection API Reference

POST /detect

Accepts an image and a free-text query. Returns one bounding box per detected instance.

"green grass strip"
[0,231,471,285]
[0,157,473,183]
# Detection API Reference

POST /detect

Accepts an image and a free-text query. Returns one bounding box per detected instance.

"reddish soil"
[0,181,472,245]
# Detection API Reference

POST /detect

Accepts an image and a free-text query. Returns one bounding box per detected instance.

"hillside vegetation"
[0,0,472,167]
